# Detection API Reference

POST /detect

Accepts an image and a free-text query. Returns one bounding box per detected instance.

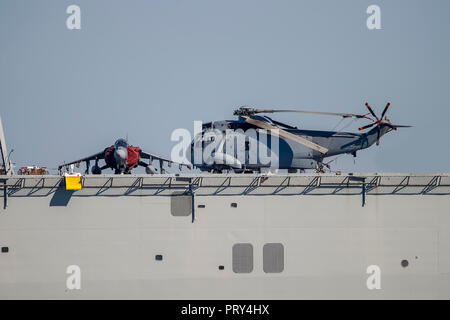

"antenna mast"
[0,116,13,175]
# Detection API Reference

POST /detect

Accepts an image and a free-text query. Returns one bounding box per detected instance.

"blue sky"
[1,0,449,173]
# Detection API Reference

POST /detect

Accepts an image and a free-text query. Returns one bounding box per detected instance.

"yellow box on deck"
[65,176,82,190]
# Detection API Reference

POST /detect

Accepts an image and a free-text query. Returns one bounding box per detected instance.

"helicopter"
[186,102,411,173]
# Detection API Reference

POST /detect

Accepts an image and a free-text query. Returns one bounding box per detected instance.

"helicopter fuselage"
[188,118,392,172]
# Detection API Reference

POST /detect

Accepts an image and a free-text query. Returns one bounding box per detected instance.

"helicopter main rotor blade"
[381,102,391,119]
[376,128,381,146]
[237,107,369,119]
[388,124,412,128]
[365,103,379,121]
[358,123,376,131]
[385,124,412,130]
[242,116,328,154]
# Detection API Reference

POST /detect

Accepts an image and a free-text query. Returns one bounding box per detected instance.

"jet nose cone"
[115,148,127,160]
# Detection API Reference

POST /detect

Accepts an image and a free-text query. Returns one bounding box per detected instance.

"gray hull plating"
[1,173,450,299]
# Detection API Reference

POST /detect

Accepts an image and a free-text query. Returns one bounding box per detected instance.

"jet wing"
[58,150,106,170]
[140,150,192,169]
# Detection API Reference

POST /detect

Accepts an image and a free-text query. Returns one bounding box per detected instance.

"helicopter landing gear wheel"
[316,163,325,173]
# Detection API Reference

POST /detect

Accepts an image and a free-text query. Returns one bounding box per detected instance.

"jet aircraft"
[59,138,191,174]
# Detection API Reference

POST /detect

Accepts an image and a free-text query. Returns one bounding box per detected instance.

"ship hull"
[1,174,450,299]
